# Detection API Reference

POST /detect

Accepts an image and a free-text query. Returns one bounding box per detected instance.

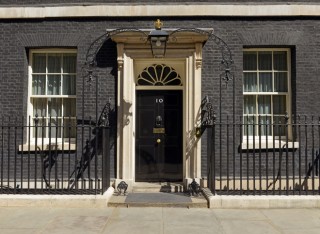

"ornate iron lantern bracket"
[82,24,234,125]
[169,28,234,85]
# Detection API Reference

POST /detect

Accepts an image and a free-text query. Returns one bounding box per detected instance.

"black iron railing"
[207,115,320,195]
[0,115,110,194]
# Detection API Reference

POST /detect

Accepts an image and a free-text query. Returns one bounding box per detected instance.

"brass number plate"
[153,128,165,134]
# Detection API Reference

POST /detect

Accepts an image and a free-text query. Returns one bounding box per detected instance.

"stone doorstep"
[108,182,208,208]
[132,182,185,193]
[107,192,208,208]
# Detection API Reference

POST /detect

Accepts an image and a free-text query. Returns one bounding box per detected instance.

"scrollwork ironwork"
[201,96,214,127]
[83,26,234,128]
[98,98,112,127]
[169,28,234,85]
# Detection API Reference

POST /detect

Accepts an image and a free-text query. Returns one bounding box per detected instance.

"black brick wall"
[1,16,320,181]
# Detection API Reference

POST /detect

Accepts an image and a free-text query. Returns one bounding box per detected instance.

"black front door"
[136,90,183,182]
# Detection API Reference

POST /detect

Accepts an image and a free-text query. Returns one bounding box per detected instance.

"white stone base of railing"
[202,188,320,209]
[0,186,114,208]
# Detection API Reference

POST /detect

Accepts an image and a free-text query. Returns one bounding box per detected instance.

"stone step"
[108,192,208,208]
[132,184,184,193]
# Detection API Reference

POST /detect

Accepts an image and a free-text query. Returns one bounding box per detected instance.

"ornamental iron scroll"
[169,28,234,85]
[98,98,112,127]
[82,29,148,122]
[137,64,182,86]
[196,96,216,138]
[83,26,234,121]
[201,96,215,127]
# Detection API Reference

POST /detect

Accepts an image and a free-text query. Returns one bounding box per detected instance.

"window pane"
[32,75,46,95]
[258,95,271,114]
[273,116,287,136]
[274,51,287,70]
[244,116,255,136]
[243,52,257,70]
[47,75,61,95]
[259,72,272,92]
[273,95,286,115]
[243,73,257,92]
[32,98,47,117]
[33,118,46,138]
[258,51,272,70]
[63,75,76,95]
[32,54,46,73]
[31,51,77,139]
[48,98,62,117]
[63,99,76,117]
[244,95,256,114]
[259,116,272,136]
[48,54,61,73]
[49,118,62,138]
[274,72,288,92]
[63,54,77,73]
[63,119,76,138]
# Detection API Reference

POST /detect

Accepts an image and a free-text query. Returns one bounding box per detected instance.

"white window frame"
[242,48,295,148]
[26,49,77,146]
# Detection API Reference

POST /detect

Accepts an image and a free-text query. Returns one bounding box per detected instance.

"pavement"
[0,206,319,234]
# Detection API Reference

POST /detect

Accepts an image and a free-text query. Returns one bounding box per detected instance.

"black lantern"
[148,19,169,58]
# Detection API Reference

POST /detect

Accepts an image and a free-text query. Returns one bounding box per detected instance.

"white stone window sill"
[19,140,76,152]
[241,140,299,150]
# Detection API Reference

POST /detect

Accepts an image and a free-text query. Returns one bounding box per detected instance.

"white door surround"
[111,29,211,190]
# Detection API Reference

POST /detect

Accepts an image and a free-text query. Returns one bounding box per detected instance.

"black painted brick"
[0,17,320,180]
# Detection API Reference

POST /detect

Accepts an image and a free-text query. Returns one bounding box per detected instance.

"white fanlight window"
[29,49,77,139]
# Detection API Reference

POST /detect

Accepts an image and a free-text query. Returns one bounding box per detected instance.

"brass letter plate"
[153,128,165,134]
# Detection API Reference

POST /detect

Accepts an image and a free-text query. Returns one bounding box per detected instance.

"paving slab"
[0,228,39,234]
[282,228,320,234]
[163,207,219,226]
[49,207,114,217]
[102,219,163,234]
[109,207,163,221]
[0,207,319,234]
[39,216,108,234]
[261,209,320,230]
[163,224,224,234]
[0,207,55,229]
[212,209,267,221]
[219,220,281,234]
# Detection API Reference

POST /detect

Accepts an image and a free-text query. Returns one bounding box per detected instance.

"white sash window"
[29,49,77,139]
[243,49,291,138]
